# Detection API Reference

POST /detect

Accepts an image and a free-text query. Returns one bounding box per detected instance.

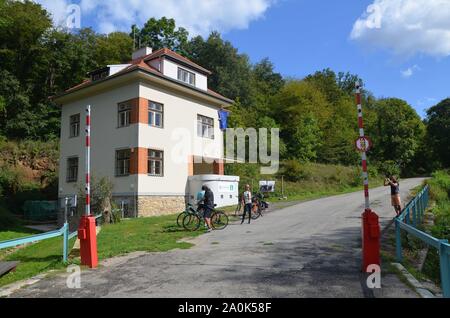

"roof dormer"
[137,48,210,91]
[89,64,131,82]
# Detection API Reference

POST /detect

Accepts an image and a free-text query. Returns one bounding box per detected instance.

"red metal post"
[355,81,380,272]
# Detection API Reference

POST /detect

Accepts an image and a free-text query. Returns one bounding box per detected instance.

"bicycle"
[176,203,198,228]
[251,193,269,220]
[182,204,229,231]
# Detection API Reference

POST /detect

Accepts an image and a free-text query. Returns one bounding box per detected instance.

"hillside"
[0,139,59,216]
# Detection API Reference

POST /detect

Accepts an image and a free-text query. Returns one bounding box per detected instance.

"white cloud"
[35,0,275,36]
[401,64,420,78]
[350,0,450,57]
[34,0,72,26]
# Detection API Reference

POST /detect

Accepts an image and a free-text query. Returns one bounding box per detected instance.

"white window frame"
[115,149,131,177]
[67,157,79,183]
[118,102,131,128]
[197,115,215,139]
[148,101,164,128]
[69,114,80,138]
[148,149,164,177]
[178,67,196,86]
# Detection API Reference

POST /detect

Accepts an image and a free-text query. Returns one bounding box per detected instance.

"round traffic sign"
[355,136,372,152]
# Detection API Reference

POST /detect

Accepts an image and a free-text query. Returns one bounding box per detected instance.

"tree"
[94,32,133,66]
[0,0,52,83]
[425,98,450,168]
[289,114,322,162]
[370,98,425,169]
[187,32,254,106]
[132,17,189,54]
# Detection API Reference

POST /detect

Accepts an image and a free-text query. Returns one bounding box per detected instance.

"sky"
[36,0,450,118]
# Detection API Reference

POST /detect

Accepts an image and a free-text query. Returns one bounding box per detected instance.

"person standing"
[200,185,214,232]
[384,176,402,217]
[241,184,253,224]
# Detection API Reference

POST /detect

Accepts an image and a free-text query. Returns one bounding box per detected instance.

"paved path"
[8,178,425,298]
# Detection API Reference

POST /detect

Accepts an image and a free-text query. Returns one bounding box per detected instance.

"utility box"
[188,175,240,208]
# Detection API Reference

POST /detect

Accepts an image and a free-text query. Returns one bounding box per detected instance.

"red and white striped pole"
[85,105,91,216]
[77,104,98,268]
[355,81,380,272]
[355,81,370,210]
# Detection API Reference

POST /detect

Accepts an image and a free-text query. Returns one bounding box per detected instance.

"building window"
[69,114,80,138]
[178,67,196,86]
[91,70,109,82]
[148,149,164,176]
[118,102,131,128]
[148,101,164,128]
[197,115,214,139]
[116,149,131,176]
[67,157,78,183]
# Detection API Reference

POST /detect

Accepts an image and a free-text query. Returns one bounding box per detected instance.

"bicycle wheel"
[177,212,187,227]
[211,211,228,230]
[251,205,261,220]
[183,213,201,231]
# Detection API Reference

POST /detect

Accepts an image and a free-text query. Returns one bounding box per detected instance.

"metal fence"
[0,222,75,263]
[395,185,450,298]
[0,214,103,264]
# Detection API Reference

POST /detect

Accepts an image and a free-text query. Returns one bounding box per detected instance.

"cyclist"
[199,185,214,232]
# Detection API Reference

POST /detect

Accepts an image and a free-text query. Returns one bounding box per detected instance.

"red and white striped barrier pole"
[85,105,91,216]
[355,81,380,272]
[355,82,370,210]
[77,105,98,268]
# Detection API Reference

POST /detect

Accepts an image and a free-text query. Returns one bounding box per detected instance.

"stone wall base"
[137,195,186,217]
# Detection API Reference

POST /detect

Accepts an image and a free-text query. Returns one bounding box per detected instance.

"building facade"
[56,47,233,217]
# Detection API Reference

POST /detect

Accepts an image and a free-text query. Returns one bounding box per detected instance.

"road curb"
[391,263,436,298]
[0,272,50,298]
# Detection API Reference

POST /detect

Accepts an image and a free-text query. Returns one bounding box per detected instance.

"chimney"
[132,47,153,60]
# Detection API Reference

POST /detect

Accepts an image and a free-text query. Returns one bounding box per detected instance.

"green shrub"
[0,206,19,230]
[377,160,401,178]
[281,160,312,182]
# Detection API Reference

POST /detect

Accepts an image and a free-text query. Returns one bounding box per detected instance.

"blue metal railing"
[0,214,103,266]
[395,185,450,298]
[0,222,73,263]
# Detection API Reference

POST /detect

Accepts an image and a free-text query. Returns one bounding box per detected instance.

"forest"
[0,0,449,210]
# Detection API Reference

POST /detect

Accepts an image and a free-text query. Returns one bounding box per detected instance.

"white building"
[55,47,233,217]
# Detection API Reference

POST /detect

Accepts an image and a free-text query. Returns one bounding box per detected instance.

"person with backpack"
[199,185,214,232]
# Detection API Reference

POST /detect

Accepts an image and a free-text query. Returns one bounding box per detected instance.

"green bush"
[0,206,19,230]
[377,160,401,178]
[421,170,450,283]
[281,160,311,182]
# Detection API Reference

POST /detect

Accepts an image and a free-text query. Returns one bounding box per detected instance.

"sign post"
[355,81,380,272]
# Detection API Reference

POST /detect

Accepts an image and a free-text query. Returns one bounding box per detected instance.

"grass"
[382,170,450,287]
[96,214,203,260]
[0,226,38,242]
[0,214,203,288]
[0,235,77,287]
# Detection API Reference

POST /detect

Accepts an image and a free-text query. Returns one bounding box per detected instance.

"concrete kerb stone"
[391,262,436,298]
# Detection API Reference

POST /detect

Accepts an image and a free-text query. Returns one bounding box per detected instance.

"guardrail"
[0,214,102,264]
[395,185,450,298]
[0,222,72,263]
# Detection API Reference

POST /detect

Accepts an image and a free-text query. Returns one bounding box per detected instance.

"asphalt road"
[8,178,425,298]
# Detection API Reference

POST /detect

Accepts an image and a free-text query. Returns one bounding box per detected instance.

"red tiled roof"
[142,48,212,75]
[60,50,231,104]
